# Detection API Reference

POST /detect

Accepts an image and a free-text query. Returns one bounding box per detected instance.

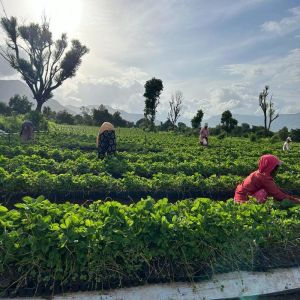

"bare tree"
[259,86,279,135]
[268,96,279,132]
[259,86,269,135]
[0,16,89,112]
[168,91,183,129]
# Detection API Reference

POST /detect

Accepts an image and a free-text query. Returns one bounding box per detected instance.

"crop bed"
[1,124,300,297]
[1,196,300,297]
[1,124,300,205]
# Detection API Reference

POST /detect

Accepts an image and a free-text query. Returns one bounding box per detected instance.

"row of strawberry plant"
[1,196,300,297]
[1,169,299,205]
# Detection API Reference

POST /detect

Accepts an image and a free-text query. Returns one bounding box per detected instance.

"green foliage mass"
[0,124,299,203]
[1,196,300,296]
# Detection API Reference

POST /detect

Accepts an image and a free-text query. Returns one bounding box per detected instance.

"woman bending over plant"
[234,154,300,204]
[96,122,116,159]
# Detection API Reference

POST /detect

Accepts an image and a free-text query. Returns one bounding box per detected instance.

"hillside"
[0,80,74,114]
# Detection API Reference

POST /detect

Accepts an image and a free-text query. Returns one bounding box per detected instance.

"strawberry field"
[1,124,300,297]
[1,124,300,205]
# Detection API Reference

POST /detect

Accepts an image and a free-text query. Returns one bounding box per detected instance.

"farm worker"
[20,120,34,142]
[96,122,116,159]
[283,137,292,151]
[199,123,209,146]
[234,154,300,204]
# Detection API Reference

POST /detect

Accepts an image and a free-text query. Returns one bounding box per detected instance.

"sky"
[0,0,300,121]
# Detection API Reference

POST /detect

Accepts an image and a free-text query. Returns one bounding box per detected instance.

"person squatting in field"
[96,122,116,159]
[199,123,209,146]
[20,120,34,142]
[234,154,300,204]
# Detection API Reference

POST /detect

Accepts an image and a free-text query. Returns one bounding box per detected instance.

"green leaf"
[0,205,8,213]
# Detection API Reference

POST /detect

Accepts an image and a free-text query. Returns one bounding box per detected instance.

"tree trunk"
[264,111,268,136]
[35,101,43,113]
[150,114,155,130]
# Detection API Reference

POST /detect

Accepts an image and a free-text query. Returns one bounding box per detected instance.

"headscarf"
[99,122,114,135]
[258,154,282,176]
[21,120,33,130]
[96,122,115,145]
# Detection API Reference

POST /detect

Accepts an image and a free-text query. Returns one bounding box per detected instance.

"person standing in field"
[20,120,34,142]
[96,122,116,159]
[199,123,209,146]
[283,137,292,151]
[234,154,300,204]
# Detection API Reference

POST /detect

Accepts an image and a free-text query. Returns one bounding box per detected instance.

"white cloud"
[210,48,300,115]
[261,6,300,35]
[54,77,145,113]
[1,0,299,120]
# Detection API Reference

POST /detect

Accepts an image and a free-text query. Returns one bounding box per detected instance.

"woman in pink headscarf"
[234,154,300,204]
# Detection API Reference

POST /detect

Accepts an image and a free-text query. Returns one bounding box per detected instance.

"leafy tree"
[209,124,222,136]
[191,109,204,129]
[80,107,94,126]
[112,111,133,127]
[0,102,11,115]
[278,126,289,141]
[221,110,238,133]
[241,123,250,133]
[92,106,133,127]
[178,122,187,128]
[0,16,89,112]
[9,94,32,114]
[92,106,112,125]
[160,118,173,131]
[56,110,74,124]
[42,106,56,120]
[252,125,267,137]
[143,77,163,128]
[26,110,48,130]
[136,117,150,129]
[231,123,251,137]
[73,114,84,125]
[177,122,187,131]
[168,91,183,129]
[258,86,279,135]
[290,129,300,142]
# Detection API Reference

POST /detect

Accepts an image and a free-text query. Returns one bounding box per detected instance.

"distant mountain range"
[0,80,299,130]
[0,80,69,113]
[0,80,144,123]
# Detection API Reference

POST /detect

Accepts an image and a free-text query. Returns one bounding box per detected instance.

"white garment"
[283,141,290,151]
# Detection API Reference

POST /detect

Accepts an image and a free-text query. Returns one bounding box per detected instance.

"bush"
[26,111,48,131]
[269,134,280,143]
[278,127,289,141]
[0,115,23,132]
[249,133,258,142]
[1,196,300,297]
[290,129,300,142]
[217,132,226,139]
[56,110,75,125]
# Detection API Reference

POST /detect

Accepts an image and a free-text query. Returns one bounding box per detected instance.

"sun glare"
[32,0,83,38]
